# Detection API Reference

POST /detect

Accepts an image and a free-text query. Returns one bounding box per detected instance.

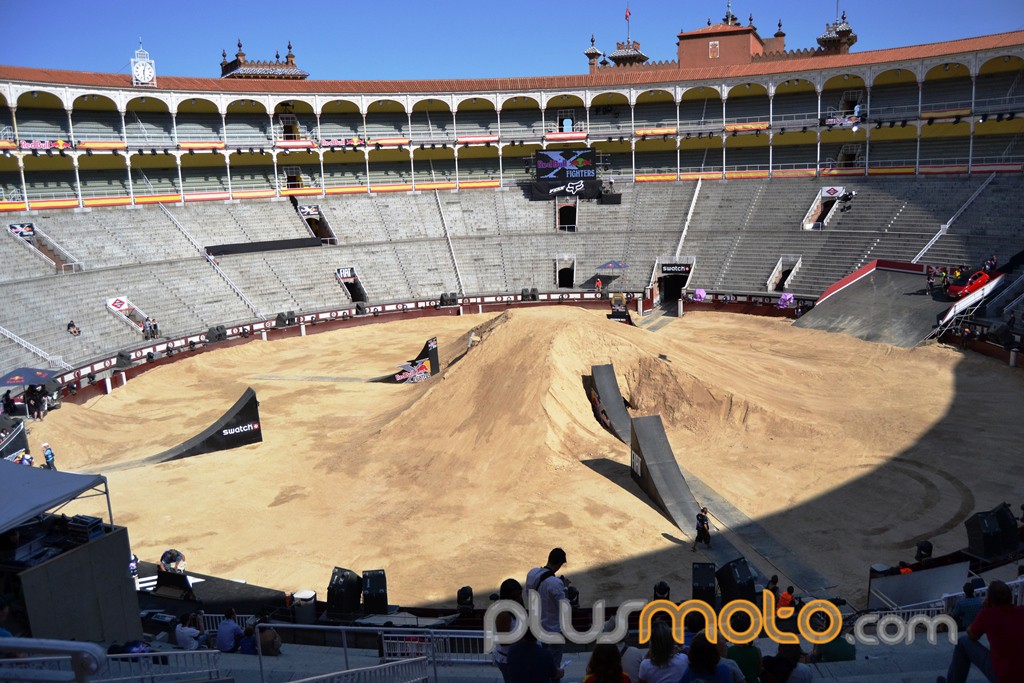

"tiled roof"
[677,24,754,37]
[225,66,310,78]
[0,31,1021,96]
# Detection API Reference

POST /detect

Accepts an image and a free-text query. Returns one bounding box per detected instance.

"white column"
[768,94,774,176]
[17,156,29,212]
[72,156,83,208]
[915,81,923,174]
[815,88,822,176]
[125,156,135,205]
[967,76,976,173]
[225,152,233,199]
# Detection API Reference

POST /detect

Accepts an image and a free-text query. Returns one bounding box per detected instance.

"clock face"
[133,60,155,83]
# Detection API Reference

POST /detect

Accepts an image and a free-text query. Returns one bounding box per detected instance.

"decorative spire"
[220,49,227,66]
[584,34,603,62]
[749,13,754,26]
[287,41,294,57]
[707,17,712,26]
[275,50,281,62]
[775,19,785,38]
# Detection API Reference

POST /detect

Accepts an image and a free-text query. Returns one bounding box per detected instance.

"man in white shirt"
[525,548,571,671]
[174,613,209,650]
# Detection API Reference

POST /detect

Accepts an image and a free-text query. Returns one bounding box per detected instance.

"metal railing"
[0,323,73,370]
[0,646,220,683]
[289,658,428,683]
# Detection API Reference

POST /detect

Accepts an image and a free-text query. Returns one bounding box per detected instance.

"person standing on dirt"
[595,278,603,293]
[692,507,712,552]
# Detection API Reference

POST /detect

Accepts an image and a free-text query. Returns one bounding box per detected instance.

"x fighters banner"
[531,149,602,198]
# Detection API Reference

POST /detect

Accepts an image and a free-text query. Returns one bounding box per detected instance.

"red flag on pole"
[625,5,631,20]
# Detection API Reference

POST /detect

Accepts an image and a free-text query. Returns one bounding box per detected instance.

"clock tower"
[131,42,156,87]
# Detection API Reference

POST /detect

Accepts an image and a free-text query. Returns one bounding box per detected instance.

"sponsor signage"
[298,205,320,217]
[661,263,692,274]
[20,139,73,150]
[336,267,356,281]
[392,337,439,384]
[536,149,596,181]
[821,186,845,198]
[531,179,603,199]
[8,223,35,238]
[822,115,860,128]
[320,137,363,147]
[204,390,263,452]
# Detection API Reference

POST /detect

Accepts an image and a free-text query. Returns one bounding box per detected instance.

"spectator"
[238,626,258,655]
[1008,309,1016,330]
[507,627,563,683]
[2,390,15,416]
[215,608,244,653]
[41,443,56,471]
[151,319,161,337]
[0,597,13,638]
[584,642,628,683]
[898,561,913,575]
[66,321,80,337]
[600,616,644,683]
[937,580,1024,683]
[949,582,983,631]
[24,386,39,422]
[777,586,795,614]
[766,643,812,683]
[726,633,763,682]
[174,613,209,650]
[525,548,571,669]
[143,318,152,340]
[637,621,688,683]
[160,549,186,573]
[256,615,282,656]
[493,578,524,683]
[595,278,603,293]
[765,575,780,600]
[18,452,33,467]
[810,628,855,663]
[680,631,732,683]
[714,636,747,683]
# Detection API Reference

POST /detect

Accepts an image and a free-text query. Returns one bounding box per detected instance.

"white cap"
[42,442,48,447]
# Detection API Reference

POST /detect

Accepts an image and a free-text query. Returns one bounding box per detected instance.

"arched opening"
[131,152,180,198]
[175,97,222,147]
[367,148,411,187]
[634,89,676,132]
[726,82,770,123]
[498,96,541,141]
[365,99,408,140]
[179,149,228,195]
[921,62,971,112]
[322,148,366,189]
[78,151,129,201]
[557,263,575,288]
[413,98,455,142]
[588,92,630,138]
[974,56,1024,161]
[272,99,316,141]
[501,141,542,182]
[545,94,586,134]
[224,99,271,148]
[454,97,496,142]
[15,91,68,142]
[22,152,77,203]
[319,100,362,145]
[275,150,319,190]
[228,150,276,194]
[454,145,499,183]
[821,74,868,168]
[558,204,577,232]
[71,94,121,147]
[125,95,174,148]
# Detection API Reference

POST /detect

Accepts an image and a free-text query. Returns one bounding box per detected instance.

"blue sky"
[1,1,1022,81]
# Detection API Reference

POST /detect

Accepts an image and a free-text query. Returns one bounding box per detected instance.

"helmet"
[42,442,49,448]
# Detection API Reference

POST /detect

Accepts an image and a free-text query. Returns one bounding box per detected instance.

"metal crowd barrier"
[288,657,428,683]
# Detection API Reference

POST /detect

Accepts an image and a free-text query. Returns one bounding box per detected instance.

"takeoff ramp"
[629,415,702,532]
[794,261,951,347]
[590,364,631,443]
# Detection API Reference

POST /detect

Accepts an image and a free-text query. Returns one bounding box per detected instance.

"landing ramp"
[629,415,702,533]
[795,265,950,347]
[590,364,631,443]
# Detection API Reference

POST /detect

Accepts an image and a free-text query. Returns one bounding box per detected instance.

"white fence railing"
[289,658,428,683]
[0,647,219,683]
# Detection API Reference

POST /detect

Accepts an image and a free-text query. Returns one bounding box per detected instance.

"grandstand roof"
[0,31,1021,95]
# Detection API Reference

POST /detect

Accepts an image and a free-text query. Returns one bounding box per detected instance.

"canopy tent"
[0,367,58,388]
[0,461,110,532]
[596,260,629,272]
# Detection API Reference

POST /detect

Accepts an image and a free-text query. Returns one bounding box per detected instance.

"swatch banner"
[530,179,603,199]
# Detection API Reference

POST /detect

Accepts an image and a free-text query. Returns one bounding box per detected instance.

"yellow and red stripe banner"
[134,194,182,204]
[369,137,411,147]
[0,201,26,212]
[635,128,677,136]
[0,140,16,150]
[865,166,915,176]
[183,191,231,202]
[28,198,78,210]
[723,121,770,133]
[725,170,770,180]
[274,140,317,150]
[231,189,276,200]
[280,188,322,197]
[325,185,368,195]
[179,141,225,151]
[457,135,499,145]
[545,132,588,142]
[919,108,971,120]
[772,168,817,178]
[77,141,127,151]
[636,173,677,182]
[83,196,132,208]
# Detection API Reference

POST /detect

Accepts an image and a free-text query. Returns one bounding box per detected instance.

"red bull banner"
[535,149,596,181]
[545,131,588,142]
[457,135,499,145]
[20,139,74,150]
[320,137,364,148]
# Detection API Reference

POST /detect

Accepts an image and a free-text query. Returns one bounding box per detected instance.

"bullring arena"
[1,3,1024,680]
[41,305,1024,609]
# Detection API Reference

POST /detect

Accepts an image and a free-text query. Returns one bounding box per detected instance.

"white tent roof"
[0,461,107,531]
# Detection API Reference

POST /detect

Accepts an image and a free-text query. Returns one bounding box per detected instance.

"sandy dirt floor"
[30,306,1024,609]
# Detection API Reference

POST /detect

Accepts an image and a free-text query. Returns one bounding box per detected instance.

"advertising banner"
[530,179,603,199]
[535,149,596,181]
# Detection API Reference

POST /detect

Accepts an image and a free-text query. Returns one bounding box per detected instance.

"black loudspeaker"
[327,567,362,614]
[530,287,540,301]
[716,557,757,604]
[362,569,388,615]
[521,288,530,300]
[692,562,717,606]
[989,323,1013,348]
[457,586,474,615]
[276,313,289,328]
[599,193,622,205]
[115,351,133,368]
[217,325,227,339]
[356,302,367,315]
[439,293,450,306]
[449,292,457,305]
[43,379,62,395]
[207,326,226,342]
[965,503,1017,559]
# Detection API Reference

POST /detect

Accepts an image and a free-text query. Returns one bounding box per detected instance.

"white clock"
[133,60,155,84]
[131,45,156,87]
